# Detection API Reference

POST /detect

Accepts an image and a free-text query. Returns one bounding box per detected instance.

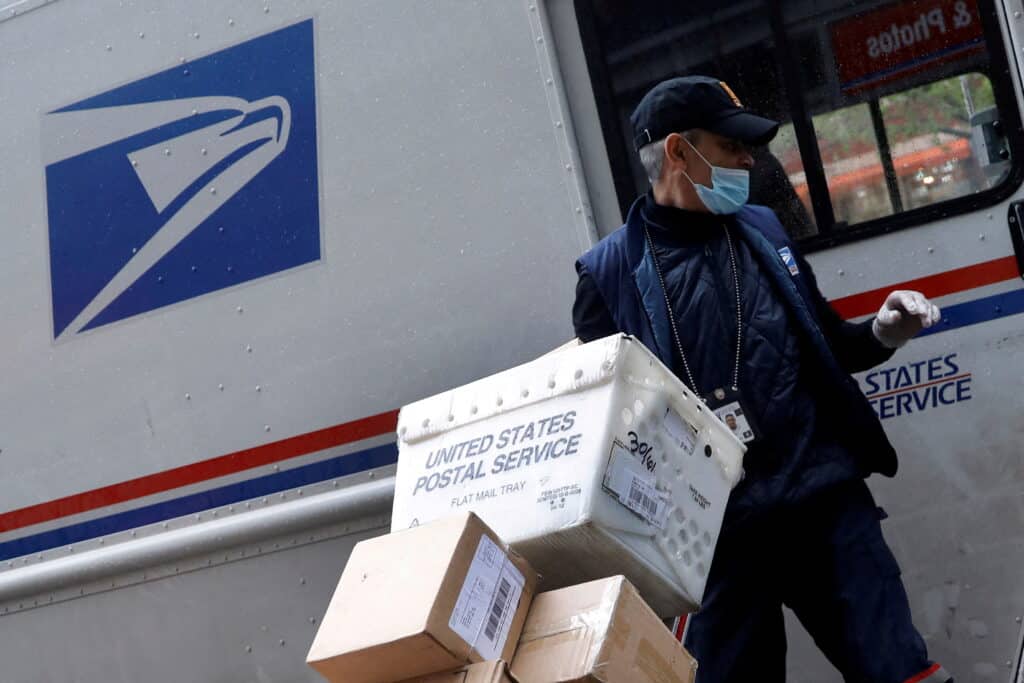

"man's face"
[680,130,755,189]
[654,128,758,211]
[725,414,738,430]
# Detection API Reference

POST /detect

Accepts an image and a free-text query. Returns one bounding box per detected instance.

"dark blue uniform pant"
[684,481,950,683]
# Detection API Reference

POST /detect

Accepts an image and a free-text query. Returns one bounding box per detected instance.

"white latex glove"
[871,290,941,349]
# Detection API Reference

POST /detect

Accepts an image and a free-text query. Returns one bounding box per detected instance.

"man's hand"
[871,290,941,349]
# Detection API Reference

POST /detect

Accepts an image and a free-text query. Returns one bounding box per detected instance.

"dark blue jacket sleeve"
[572,268,620,343]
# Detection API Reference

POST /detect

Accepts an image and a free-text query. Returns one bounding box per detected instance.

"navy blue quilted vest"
[577,197,896,477]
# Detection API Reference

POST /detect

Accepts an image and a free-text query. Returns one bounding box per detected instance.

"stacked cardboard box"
[511,576,697,683]
[304,514,698,683]
[393,574,701,683]
[307,513,537,683]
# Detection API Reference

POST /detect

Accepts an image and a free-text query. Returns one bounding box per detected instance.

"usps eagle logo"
[777,246,800,276]
[42,20,319,340]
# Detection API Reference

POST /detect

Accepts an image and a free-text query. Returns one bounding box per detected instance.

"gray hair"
[637,130,701,185]
[638,137,667,185]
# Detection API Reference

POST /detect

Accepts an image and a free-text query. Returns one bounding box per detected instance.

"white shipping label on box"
[662,407,699,455]
[449,535,525,660]
[602,441,668,528]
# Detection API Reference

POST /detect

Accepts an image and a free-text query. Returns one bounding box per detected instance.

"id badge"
[703,387,760,445]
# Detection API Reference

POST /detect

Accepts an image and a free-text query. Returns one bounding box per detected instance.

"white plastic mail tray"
[391,334,746,615]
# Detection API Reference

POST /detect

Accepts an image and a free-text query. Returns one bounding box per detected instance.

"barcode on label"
[628,478,661,519]
[483,576,512,643]
[450,537,525,660]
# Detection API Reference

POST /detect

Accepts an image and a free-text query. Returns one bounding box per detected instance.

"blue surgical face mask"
[682,138,750,215]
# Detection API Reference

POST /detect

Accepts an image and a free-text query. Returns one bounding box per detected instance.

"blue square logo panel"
[44,20,320,339]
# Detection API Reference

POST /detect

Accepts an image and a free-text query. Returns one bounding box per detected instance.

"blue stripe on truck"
[0,442,397,562]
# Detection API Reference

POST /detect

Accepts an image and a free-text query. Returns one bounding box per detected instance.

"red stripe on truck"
[903,663,942,683]
[0,409,399,533]
[830,255,1019,319]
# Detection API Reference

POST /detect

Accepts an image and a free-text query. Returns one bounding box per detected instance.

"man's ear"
[664,132,687,171]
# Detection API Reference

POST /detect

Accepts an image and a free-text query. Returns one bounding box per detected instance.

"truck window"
[785,72,1003,229]
[576,0,1022,249]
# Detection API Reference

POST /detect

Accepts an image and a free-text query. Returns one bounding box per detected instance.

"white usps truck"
[0,0,1021,680]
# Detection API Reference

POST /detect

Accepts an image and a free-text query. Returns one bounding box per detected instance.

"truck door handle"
[1008,201,1024,279]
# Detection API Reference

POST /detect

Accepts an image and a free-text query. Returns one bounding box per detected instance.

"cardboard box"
[402,660,517,683]
[306,513,538,683]
[392,334,745,615]
[510,576,697,683]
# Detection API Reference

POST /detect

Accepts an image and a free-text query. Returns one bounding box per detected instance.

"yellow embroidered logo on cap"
[719,81,743,107]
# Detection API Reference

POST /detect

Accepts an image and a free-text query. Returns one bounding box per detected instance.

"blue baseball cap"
[630,76,780,150]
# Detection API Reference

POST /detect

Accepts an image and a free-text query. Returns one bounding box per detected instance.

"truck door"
[573,0,1024,677]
